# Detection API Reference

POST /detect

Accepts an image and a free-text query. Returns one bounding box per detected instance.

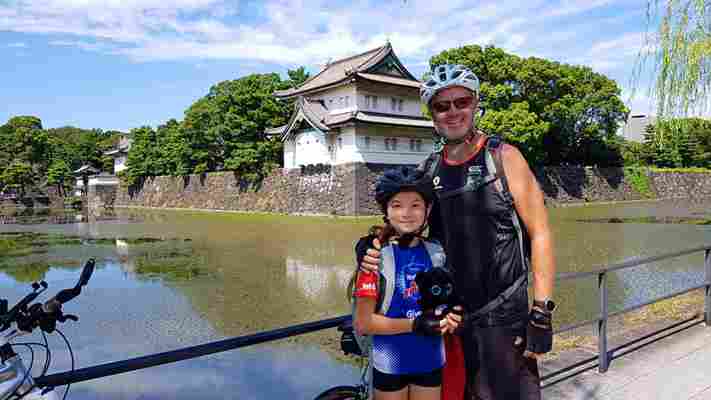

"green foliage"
[643,0,711,119]
[623,167,654,198]
[181,73,290,172]
[46,159,73,195]
[224,139,283,181]
[477,101,549,165]
[429,45,629,166]
[641,118,711,168]
[124,69,307,183]
[0,116,122,198]
[0,161,35,196]
[620,140,647,166]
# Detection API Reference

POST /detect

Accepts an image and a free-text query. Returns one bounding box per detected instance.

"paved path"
[542,322,711,400]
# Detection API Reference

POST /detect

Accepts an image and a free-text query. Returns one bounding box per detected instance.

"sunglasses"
[431,96,475,113]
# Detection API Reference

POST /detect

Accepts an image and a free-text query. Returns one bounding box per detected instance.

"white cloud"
[544,0,615,18]
[0,0,648,89]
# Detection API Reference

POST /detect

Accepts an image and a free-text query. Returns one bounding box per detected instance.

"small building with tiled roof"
[103,134,133,173]
[271,42,435,169]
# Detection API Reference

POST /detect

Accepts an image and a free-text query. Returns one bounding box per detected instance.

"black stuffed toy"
[415,267,459,314]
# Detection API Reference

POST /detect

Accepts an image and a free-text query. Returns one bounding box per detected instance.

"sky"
[0,0,659,132]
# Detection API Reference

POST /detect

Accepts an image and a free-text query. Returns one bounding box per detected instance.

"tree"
[477,102,549,165]
[124,126,160,186]
[643,0,711,119]
[429,45,629,166]
[286,66,311,88]
[0,161,35,196]
[641,117,710,167]
[181,73,291,174]
[46,159,73,196]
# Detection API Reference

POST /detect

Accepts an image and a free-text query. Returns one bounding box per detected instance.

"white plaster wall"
[283,139,296,169]
[114,155,128,173]
[310,84,357,114]
[357,89,423,117]
[293,129,330,166]
[334,126,364,164]
[355,134,433,165]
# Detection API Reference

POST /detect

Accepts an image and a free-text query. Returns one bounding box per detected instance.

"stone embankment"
[113,164,711,216]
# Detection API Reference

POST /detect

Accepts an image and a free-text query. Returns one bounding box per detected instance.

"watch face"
[546,300,556,312]
[535,299,556,312]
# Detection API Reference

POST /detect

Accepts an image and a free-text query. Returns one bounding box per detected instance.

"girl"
[352,166,461,400]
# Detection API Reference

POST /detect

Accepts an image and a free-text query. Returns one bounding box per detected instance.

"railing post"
[705,249,711,327]
[598,271,609,373]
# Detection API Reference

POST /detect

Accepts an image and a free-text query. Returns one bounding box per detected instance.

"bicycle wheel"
[313,385,363,400]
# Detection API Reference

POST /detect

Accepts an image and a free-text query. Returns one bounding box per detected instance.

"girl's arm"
[354,296,413,336]
[352,270,413,336]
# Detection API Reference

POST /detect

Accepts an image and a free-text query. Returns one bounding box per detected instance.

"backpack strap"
[377,245,396,315]
[485,136,530,271]
[418,150,442,180]
[484,136,510,193]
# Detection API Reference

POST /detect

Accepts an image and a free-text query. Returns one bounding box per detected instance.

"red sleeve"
[354,271,378,299]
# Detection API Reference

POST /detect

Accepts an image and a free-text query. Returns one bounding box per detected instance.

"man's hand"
[359,238,381,273]
[442,306,463,335]
[518,307,553,359]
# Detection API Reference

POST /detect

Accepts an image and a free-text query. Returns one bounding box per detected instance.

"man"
[359,64,556,399]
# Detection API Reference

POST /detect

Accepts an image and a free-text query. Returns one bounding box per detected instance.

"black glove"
[412,311,444,336]
[526,308,553,354]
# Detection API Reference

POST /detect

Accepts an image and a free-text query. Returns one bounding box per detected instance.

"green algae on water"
[134,254,210,282]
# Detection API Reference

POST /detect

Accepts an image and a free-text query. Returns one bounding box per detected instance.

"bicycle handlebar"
[0,258,96,333]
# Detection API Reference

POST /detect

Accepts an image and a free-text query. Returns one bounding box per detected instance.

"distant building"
[620,114,656,143]
[270,42,435,169]
[104,134,133,173]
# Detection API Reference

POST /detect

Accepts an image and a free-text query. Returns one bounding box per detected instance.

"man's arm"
[500,144,556,303]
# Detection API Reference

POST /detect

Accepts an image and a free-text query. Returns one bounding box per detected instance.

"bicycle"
[313,320,371,400]
[0,258,95,400]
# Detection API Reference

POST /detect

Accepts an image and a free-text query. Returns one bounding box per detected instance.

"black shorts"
[461,322,541,400]
[372,367,442,392]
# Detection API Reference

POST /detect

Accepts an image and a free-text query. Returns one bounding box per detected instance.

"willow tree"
[645,0,710,118]
[637,1,710,155]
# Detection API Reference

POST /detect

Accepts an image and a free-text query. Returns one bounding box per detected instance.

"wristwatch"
[533,298,556,313]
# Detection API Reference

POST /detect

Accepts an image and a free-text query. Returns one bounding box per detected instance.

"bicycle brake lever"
[57,314,78,323]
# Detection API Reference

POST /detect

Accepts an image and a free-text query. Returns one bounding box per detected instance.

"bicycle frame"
[0,328,58,400]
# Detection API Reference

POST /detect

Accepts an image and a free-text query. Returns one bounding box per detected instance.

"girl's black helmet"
[375,166,434,209]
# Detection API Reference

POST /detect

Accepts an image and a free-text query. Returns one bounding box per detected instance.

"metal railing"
[35,245,711,390]
[550,245,711,376]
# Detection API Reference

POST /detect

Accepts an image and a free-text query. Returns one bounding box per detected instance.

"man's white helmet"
[420,64,480,106]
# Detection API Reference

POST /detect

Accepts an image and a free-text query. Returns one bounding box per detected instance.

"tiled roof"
[354,112,432,128]
[320,111,432,128]
[281,98,330,141]
[73,165,100,175]
[274,42,418,98]
[356,73,421,88]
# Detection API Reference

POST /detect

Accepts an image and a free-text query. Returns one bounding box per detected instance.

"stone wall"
[116,164,359,216]
[114,164,711,216]
[648,170,711,200]
[534,167,642,206]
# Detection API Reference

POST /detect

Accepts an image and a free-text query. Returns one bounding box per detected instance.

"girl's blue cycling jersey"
[372,242,445,375]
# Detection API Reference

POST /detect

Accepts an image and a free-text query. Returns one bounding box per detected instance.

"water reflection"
[0,198,708,399]
[285,257,352,302]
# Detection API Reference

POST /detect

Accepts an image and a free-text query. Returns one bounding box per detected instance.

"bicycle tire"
[313,385,362,400]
